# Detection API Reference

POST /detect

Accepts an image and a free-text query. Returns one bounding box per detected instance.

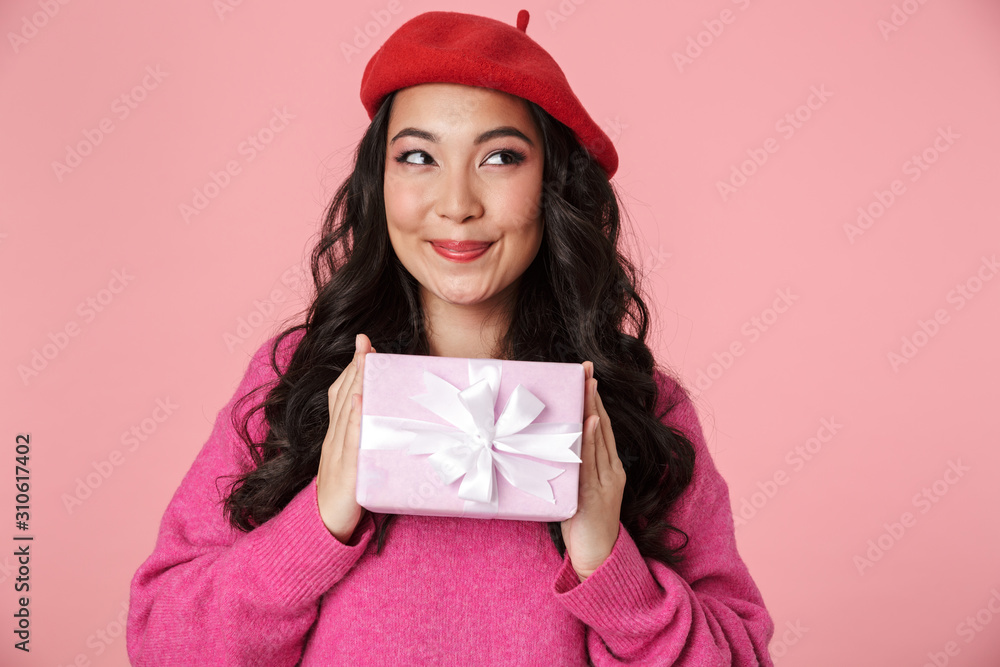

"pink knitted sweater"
[127,331,774,665]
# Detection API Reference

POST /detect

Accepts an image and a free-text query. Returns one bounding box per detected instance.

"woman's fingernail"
[355,334,361,350]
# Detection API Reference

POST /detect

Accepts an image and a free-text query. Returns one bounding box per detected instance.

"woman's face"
[384,82,544,314]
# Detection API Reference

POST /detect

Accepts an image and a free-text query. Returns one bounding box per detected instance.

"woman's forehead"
[388,83,537,138]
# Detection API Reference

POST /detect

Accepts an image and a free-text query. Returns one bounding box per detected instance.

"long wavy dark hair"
[219,89,698,568]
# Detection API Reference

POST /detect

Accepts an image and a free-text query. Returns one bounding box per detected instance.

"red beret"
[360,9,618,180]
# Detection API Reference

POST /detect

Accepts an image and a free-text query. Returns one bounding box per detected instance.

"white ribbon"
[360,358,582,515]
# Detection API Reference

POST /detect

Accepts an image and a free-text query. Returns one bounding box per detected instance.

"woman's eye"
[398,150,434,165]
[395,148,526,167]
[484,149,527,166]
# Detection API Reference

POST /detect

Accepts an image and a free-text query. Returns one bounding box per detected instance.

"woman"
[128,9,774,666]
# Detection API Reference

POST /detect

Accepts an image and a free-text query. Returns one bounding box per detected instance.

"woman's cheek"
[515,174,544,226]
[494,185,543,230]
[385,184,426,231]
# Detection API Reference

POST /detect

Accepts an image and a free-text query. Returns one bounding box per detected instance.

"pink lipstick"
[429,240,493,263]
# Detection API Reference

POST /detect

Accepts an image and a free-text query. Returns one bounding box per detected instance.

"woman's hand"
[316,333,375,544]
[560,361,627,582]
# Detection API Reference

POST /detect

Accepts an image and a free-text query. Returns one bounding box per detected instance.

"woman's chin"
[430,286,495,307]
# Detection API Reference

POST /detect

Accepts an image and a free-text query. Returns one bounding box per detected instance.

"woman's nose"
[434,167,484,223]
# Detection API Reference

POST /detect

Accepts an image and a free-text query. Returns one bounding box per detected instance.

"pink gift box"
[356,353,584,521]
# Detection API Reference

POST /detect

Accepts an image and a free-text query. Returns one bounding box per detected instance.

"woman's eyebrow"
[389,126,534,146]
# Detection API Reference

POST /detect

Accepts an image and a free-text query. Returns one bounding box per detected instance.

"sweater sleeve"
[551,372,775,666]
[127,335,376,666]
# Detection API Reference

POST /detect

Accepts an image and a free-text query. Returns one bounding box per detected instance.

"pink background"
[2,1,998,665]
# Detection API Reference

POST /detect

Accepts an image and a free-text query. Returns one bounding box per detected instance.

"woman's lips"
[430,240,492,251]
[430,241,493,262]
